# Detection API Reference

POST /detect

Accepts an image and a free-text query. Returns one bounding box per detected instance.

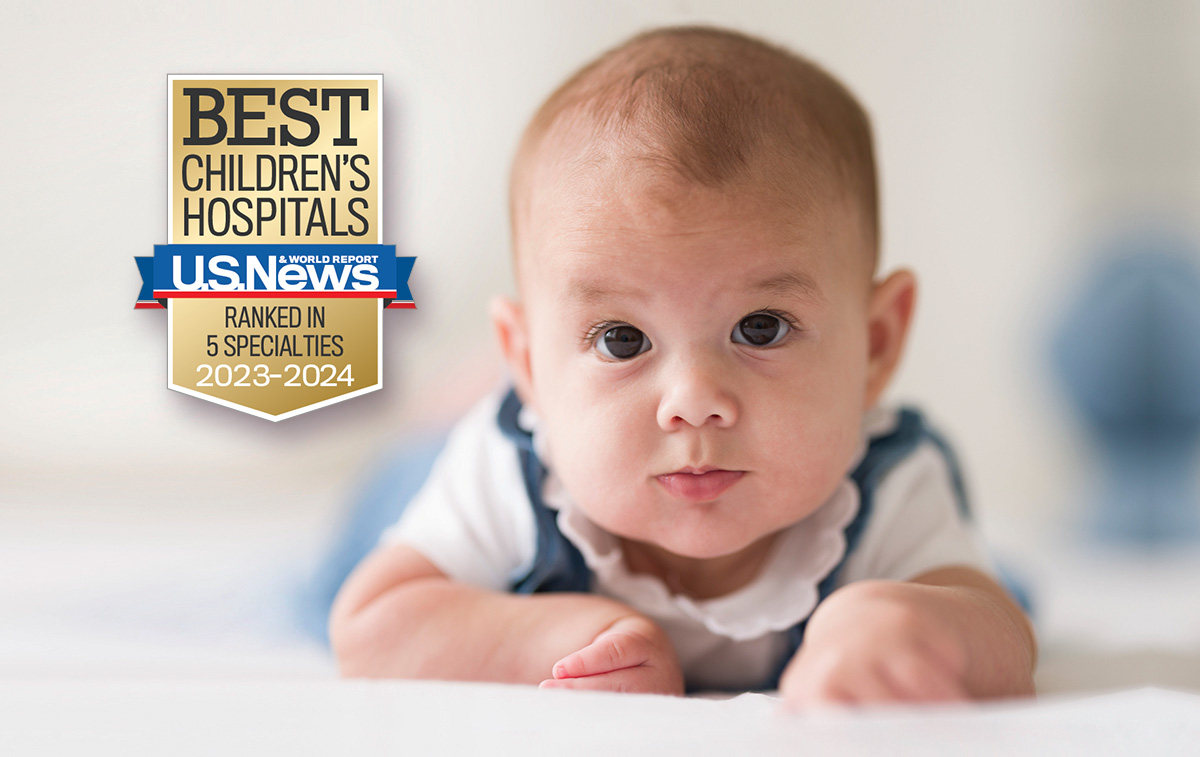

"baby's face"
[509,166,879,561]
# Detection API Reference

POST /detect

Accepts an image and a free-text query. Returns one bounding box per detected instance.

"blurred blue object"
[295,432,447,644]
[1051,229,1200,543]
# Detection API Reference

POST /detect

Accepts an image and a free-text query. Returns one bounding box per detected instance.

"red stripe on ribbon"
[153,291,398,299]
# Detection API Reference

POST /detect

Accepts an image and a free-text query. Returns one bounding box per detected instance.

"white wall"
[3,1,1196,540]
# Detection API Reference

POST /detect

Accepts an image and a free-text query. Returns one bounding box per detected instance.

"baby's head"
[493,27,916,564]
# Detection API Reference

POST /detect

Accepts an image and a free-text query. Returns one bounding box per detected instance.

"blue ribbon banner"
[135,244,414,309]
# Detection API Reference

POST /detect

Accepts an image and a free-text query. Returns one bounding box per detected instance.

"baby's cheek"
[765,417,855,497]
[547,413,625,483]
[552,419,651,517]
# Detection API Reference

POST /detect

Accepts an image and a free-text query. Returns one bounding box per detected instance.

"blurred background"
[3,0,1199,691]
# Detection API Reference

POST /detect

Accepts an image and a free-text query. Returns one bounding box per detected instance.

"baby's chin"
[593,511,780,563]
[647,530,777,562]
[570,485,811,562]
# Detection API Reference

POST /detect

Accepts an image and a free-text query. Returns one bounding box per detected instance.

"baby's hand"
[539,615,684,696]
[780,580,970,707]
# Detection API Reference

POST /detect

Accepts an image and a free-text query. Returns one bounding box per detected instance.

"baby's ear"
[490,295,536,407]
[864,269,917,409]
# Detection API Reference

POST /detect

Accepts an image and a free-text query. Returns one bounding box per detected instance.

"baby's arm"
[779,567,1035,706]
[330,543,683,694]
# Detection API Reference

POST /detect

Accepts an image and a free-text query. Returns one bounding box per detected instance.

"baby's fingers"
[783,661,897,708]
[784,650,968,709]
[881,652,969,702]
[551,626,651,680]
[540,666,665,695]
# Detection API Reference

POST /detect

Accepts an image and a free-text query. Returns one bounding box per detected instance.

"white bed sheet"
[4,680,1200,756]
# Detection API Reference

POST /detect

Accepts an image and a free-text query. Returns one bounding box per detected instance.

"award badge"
[136,76,414,420]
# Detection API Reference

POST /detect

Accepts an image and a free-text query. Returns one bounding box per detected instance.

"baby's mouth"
[656,467,744,502]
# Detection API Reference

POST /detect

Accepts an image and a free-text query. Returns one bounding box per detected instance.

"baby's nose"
[655,356,738,430]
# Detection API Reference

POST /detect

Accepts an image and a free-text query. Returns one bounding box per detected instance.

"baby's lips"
[656,469,744,502]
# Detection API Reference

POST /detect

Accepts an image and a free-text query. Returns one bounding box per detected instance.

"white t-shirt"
[380,389,993,690]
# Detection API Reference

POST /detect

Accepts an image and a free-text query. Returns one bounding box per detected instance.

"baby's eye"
[732,312,790,347]
[595,325,651,360]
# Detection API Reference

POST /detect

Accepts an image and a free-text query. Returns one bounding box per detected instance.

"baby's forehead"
[518,174,869,310]
[527,151,862,259]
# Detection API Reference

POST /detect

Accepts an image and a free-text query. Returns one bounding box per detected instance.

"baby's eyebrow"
[563,271,825,307]
[749,271,825,304]
[562,280,649,307]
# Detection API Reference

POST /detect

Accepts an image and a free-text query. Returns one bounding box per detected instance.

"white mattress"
[4,681,1200,755]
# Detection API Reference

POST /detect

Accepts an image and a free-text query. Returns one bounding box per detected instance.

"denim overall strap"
[497,389,592,594]
[761,408,968,690]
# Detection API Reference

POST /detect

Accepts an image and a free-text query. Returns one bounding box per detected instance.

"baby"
[331,26,1036,703]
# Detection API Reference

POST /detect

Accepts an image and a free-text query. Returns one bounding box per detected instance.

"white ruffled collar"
[518,404,894,642]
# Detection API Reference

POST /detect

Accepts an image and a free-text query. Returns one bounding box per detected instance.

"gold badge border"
[163,73,386,421]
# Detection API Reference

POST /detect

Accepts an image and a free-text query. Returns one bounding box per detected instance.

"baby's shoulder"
[852,404,971,532]
[837,405,990,585]
[858,405,961,479]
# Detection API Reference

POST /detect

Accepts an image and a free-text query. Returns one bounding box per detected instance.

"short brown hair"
[510,26,879,269]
